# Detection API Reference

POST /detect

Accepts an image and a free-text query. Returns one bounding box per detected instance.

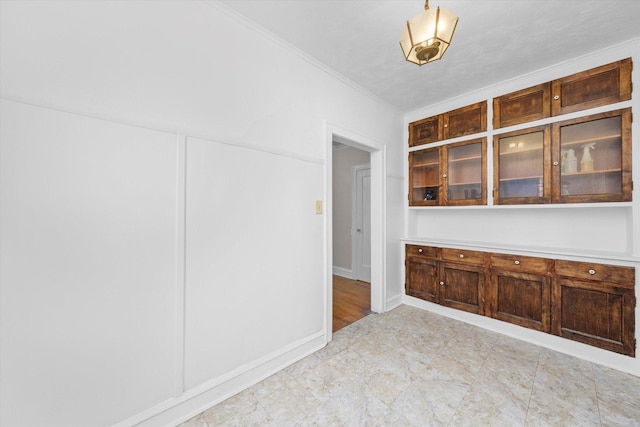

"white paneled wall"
[0,100,179,425]
[0,1,403,426]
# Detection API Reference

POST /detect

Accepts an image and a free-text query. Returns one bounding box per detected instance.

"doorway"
[325,123,386,341]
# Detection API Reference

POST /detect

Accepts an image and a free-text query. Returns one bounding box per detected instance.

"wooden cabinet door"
[493,83,551,129]
[551,58,632,116]
[493,125,550,205]
[439,262,485,314]
[551,277,635,356]
[551,108,632,203]
[489,269,551,332]
[409,147,441,206]
[409,114,443,147]
[443,101,487,139]
[406,258,439,303]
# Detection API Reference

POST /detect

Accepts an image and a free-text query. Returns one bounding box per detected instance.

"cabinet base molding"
[403,295,640,377]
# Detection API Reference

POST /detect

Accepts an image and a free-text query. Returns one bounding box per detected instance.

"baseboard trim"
[332,266,353,279]
[386,293,403,311]
[114,330,326,427]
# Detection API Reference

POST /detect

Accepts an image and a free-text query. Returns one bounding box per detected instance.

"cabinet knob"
[418,248,423,253]
[553,95,560,100]
[514,260,520,265]
[442,173,447,178]
[589,269,596,275]
[444,123,448,128]
[459,254,465,258]
[553,161,559,166]
[439,281,445,285]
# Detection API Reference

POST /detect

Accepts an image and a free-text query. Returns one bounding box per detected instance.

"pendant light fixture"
[400,0,459,66]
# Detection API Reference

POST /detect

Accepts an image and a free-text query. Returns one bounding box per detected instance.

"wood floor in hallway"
[332,275,371,332]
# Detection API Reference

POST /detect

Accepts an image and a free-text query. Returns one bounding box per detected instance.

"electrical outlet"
[315,200,323,214]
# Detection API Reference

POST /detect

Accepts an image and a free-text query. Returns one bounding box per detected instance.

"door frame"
[324,122,386,342]
[352,163,371,283]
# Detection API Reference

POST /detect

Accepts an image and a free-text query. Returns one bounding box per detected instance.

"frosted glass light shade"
[400,3,459,66]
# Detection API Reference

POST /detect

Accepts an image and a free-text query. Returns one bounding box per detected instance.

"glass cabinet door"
[409,148,440,205]
[494,126,549,204]
[446,139,486,205]
[553,109,632,203]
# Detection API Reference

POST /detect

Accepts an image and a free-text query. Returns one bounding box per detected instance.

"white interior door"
[353,166,371,282]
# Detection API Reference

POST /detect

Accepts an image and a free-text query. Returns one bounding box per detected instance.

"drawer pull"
[439,281,445,285]
[554,95,560,100]
[459,254,465,259]
[418,248,423,253]
[553,161,559,166]
[589,269,596,275]
[514,260,520,265]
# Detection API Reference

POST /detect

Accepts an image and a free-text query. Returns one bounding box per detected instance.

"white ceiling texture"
[220,0,640,113]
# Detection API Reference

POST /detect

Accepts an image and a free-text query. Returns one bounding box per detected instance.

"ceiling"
[219,0,640,113]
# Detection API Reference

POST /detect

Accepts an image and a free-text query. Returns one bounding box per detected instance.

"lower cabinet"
[552,260,636,357]
[405,245,485,314]
[405,244,636,357]
[488,254,552,332]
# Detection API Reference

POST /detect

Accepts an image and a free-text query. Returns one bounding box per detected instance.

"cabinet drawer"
[406,244,438,259]
[555,260,634,287]
[441,248,485,265]
[490,253,550,275]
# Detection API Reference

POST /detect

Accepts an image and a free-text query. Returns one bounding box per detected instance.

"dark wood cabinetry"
[405,245,439,303]
[405,244,636,357]
[551,58,632,116]
[405,245,485,314]
[440,248,486,314]
[488,254,552,332]
[494,108,632,204]
[493,58,632,129]
[409,101,487,147]
[493,83,551,129]
[552,260,636,356]
[409,138,487,206]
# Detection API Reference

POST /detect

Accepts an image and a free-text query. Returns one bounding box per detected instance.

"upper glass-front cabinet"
[553,109,632,203]
[493,126,550,205]
[494,108,631,205]
[410,138,487,206]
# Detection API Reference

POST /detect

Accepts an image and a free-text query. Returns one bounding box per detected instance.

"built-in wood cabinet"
[493,58,632,129]
[439,248,486,314]
[552,108,632,203]
[409,138,487,206]
[552,260,636,357]
[405,244,636,357]
[493,83,551,129]
[494,108,632,204]
[409,101,487,147]
[551,58,632,116]
[405,245,485,314]
[410,58,632,207]
[488,254,552,332]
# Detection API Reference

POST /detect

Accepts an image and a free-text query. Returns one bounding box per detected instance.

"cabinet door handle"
[514,260,520,265]
[553,95,560,100]
[553,161,559,166]
[442,173,447,178]
[444,123,448,128]
[418,248,423,253]
[589,269,596,275]
[439,281,445,285]
[459,254,465,259]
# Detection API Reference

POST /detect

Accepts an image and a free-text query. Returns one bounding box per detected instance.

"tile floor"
[179,305,640,426]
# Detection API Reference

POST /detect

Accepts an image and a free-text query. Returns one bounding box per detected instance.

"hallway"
[332,275,371,332]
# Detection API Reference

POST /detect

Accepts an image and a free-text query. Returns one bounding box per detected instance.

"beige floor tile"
[177,305,639,427]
